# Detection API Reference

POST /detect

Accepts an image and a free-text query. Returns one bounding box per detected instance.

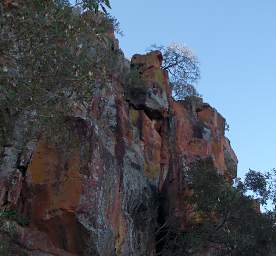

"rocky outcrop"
[0,49,237,255]
[126,51,168,120]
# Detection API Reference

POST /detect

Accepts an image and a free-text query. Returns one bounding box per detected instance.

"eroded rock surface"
[0,51,237,255]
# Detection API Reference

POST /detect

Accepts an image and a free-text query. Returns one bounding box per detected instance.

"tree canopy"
[151,43,200,100]
[159,161,276,256]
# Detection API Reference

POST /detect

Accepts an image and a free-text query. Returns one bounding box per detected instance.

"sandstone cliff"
[0,45,238,255]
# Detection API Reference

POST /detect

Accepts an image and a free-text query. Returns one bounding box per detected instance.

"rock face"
[127,51,168,120]
[0,50,237,255]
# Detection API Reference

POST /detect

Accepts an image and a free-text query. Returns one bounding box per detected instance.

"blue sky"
[110,0,276,178]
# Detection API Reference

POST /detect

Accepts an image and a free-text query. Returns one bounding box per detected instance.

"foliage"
[0,208,30,255]
[0,209,29,227]
[159,160,276,256]
[151,43,200,100]
[244,168,276,209]
[0,227,26,255]
[0,210,19,255]
[74,0,111,13]
[0,0,119,148]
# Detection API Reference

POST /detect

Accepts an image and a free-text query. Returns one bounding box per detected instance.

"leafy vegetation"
[0,209,29,227]
[159,160,276,256]
[0,0,120,149]
[243,168,276,210]
[0,209,29,256]
[74,0,111,13]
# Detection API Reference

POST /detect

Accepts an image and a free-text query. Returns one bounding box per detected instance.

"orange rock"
[24,140,83,253]
[197,104,225,136]
[172,101,193,150]
[0,50,239,255]
[27,141,82,216]
[131,51,163,70]
[141,112,162,180]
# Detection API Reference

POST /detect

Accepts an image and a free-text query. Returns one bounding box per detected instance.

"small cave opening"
[144,107,163,121]
[192,124,203,139]
[16,154,28,177]
[17,165,27,177]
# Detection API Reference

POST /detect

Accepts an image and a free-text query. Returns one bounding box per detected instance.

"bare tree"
[152,43,200,100]
[74,0,111,13]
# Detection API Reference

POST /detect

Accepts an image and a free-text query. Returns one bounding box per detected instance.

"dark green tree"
[244,168,276,210]
[159,160,276,256]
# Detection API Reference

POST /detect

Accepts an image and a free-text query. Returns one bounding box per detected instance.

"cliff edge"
[0,47,237,255]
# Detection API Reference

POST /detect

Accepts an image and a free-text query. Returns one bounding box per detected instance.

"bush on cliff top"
[0,0,119,148]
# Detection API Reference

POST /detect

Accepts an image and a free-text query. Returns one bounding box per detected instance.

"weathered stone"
[0,49,238,256]
[127,51,168,120]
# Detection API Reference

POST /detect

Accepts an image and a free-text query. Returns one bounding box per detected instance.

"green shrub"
[0,0,119,148]
[0,209,29,227]
[159,160,276,255]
